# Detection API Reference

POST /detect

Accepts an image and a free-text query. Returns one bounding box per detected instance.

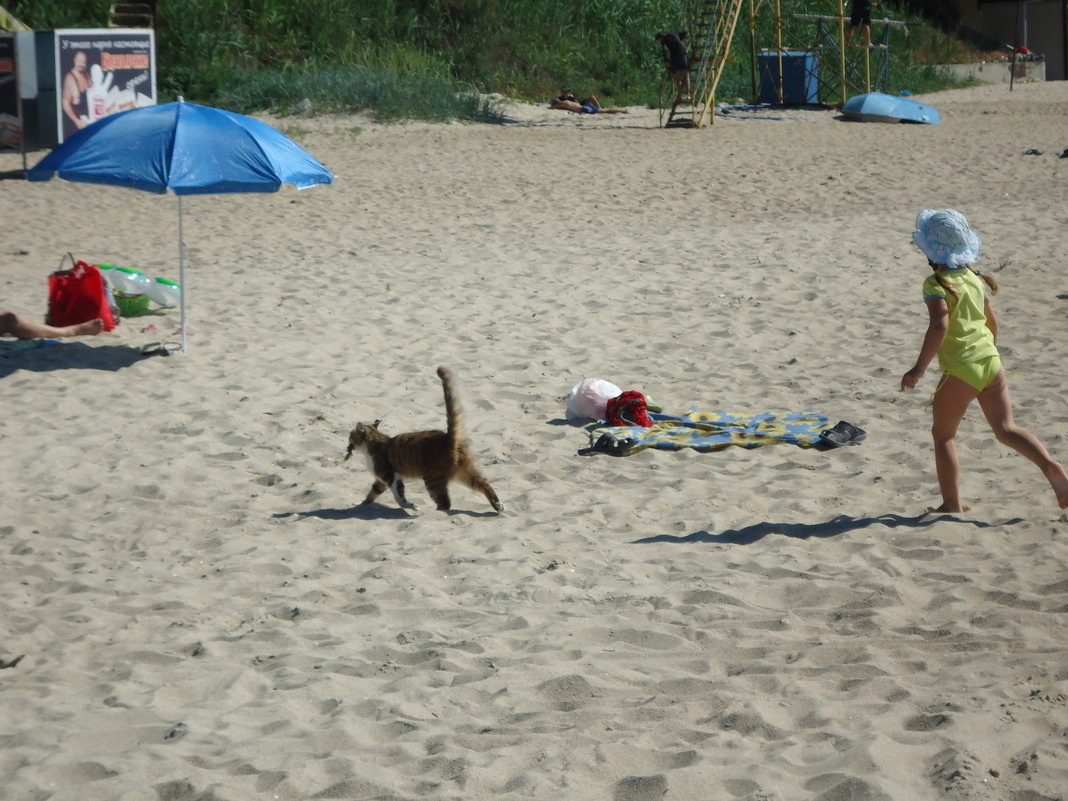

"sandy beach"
[2,81,1068,801]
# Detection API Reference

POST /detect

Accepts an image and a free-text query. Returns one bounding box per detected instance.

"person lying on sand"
[549,90,629,115]
[0,310,103,339]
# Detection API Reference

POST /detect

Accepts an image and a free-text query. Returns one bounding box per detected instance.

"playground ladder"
[664,0,744,128]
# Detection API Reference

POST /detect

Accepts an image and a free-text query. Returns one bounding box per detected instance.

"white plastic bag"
[566,378,622,423]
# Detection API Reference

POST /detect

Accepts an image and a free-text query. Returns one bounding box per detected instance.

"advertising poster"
[56,28,155,143]
[0,33,17,149]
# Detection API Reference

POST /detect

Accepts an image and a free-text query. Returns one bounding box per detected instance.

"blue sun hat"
[912,208,982,266]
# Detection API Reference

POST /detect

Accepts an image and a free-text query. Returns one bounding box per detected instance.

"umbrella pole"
[179,194,187,352]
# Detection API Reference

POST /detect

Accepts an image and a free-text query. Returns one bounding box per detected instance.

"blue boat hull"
[840,92,940,124]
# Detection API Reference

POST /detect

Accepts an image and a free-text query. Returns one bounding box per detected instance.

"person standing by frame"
[846,0,877,47]
[655,31,691,102]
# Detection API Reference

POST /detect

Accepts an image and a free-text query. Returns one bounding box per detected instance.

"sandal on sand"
[819,421,867,448]
[578,433,636,457]
[141,341,180,357]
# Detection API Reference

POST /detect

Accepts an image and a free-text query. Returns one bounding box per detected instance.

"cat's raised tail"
[437,366,465,460]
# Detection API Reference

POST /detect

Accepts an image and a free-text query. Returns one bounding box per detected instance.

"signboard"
[55,28,155,143]
[0,33,17,149]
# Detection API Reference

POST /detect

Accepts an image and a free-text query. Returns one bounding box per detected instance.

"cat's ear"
[372,418,383,429]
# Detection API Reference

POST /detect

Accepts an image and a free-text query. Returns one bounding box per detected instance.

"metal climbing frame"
[791,12,900,103]
[660,0,915,126]
[754,1,911,106]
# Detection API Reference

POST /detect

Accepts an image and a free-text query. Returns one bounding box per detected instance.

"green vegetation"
[215,68,507,123]
[8,0,985,120]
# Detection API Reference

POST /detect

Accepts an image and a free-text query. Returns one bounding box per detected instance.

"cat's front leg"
[391,478,418,510]
[361,477,390,505]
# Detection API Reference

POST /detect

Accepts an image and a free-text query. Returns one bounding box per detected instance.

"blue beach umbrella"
[27,98,334,352]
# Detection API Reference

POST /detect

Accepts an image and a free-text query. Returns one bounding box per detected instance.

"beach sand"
[2,81,1067,801]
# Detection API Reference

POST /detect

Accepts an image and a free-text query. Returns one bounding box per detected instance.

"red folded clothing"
[605,390,653,427]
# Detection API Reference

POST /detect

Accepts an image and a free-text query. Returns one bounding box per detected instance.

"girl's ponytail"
[929,260,999,296]
[930,260,957,299]
[975,269,999,295]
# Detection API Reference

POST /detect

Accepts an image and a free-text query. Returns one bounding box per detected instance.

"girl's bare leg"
[977,370,1068,509]
[930,374,980,513]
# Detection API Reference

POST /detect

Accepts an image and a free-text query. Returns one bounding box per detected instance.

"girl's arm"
[900,297,948,390]
[984,298,998,344]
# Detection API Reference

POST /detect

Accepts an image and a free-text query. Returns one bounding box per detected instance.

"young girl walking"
[899,208,1068,513]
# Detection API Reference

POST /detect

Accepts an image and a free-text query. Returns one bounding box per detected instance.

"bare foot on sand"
[1045,462,1068,509]
[64,319,104,337]
[925,504,969,515]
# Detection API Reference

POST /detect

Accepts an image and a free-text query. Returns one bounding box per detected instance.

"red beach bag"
[47,254,117,332]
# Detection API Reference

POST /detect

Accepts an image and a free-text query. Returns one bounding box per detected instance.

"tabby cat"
[344,366,503,513]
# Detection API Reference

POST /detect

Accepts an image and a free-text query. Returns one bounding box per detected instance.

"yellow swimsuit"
[922,267,1001,392]
[937,353,1002,393]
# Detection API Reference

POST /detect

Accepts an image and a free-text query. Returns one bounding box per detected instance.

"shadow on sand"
[633,512,1025,545]
[0,342,152,378]
[276,503,500,522]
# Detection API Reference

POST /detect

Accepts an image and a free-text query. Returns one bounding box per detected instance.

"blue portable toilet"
[758,50,818,105]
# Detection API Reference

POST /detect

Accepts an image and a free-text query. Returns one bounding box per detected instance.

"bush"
[215,67,506,123]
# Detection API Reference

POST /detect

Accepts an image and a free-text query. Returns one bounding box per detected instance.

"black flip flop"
[819,421,867,448]
[578,433,636,457]
[141,341,180,357]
